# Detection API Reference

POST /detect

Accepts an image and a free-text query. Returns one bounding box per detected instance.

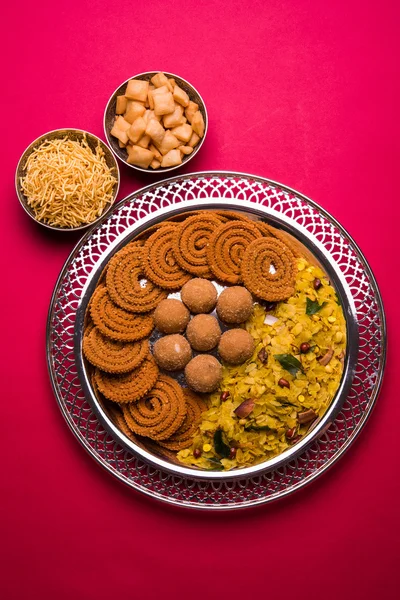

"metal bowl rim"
[15,127,121,232]
[103,71,208,174]
[73,196,359,481]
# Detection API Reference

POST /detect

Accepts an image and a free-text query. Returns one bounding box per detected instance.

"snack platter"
[75,200,357,477]
[47,172,386,509]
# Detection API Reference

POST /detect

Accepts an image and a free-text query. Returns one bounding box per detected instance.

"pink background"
[1,1,397,598]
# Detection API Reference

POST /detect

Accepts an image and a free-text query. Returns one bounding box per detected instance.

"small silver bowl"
[15,128,120,232]
[104,72,208,173]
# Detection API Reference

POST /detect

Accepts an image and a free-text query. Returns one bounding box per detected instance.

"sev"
[20,135,117,228]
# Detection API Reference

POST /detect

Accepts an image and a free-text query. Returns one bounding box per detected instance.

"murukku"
[173,213,222,278]
[241,237,296,301]
[126,239,145,248]
[134,222,172,242]
[93,355,159,403]
[90,286,154,342]
[110,406,181,462]
[143,223,192,290]
[108,405,141,444]
[106,243,168,313]
[207,221,262,284]
[257,221,301,258]
[83,326,150,373]
[213,210,250,222]
[158,388,208,450]
[121,375,186,441]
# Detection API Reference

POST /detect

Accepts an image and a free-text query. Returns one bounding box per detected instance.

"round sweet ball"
[186,314,222,352]
[153,334,192,371]
[185,355,223,393]
[181,278,217,314]
[216,286,253,324]
[218,329,255,365]
[154,298,190,334]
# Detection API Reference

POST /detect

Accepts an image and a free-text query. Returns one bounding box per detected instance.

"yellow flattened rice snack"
[178,258,347,471]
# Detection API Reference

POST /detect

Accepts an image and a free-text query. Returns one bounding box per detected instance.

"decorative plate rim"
[46,171,387,510]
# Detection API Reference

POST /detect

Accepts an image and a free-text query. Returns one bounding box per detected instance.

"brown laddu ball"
[218,329,255,365]
[186,314,222,351]
[153,334,192,371]
[181,278,217,313]
[216,286,253,324]
[185,355,222,393]
[154,298,190,334]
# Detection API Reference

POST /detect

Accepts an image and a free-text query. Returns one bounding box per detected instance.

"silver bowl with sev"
[15,128,120,231]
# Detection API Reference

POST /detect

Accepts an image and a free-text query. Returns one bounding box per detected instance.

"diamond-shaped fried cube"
[161,149,182,168]
[126,145,154,168]
[179,145,194,155]
[145,118,166,145]
[125,79,149,102]
[185,101,199,124]
[110,125,129,145]
[173,84,190,107]
[153,91,175,116]
[124,101,146,124]
[170,123,193,143]
[127,117,146,144]
[149,144,162,161]
[191,111,205,137]
[163,104,184,128]
[116,95,128,115]
[151,72,170,89]
[156,131,180,155]
[188,132,200,147]
[137,134,151,149]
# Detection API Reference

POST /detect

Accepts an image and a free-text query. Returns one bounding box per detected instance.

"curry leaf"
[213,429,231,458]
[245,425,274,432]
[206,457,223,470]
[306,297,327,315]
[276,397,297,407]
[274,353,304,376]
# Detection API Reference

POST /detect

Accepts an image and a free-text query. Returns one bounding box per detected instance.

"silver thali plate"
[47,172,386,509]
[73,198,358,481]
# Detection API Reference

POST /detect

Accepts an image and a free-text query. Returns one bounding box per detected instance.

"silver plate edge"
[46,171,387,509]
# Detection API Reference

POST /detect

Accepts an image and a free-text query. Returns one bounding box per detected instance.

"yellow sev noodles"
[20,135,118,228]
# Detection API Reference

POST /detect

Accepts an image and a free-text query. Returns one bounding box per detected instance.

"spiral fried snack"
[83,326,150,373]
[158,389,208,451]
[143,223,192,290]
[93,355,159,403]
[106,243,167,312]
[108,405,141,443]
[110,406,180,462]
[133,221,170,241]
[122,375,187,441]
[89,286,154,342]
[257,221,301,258]
[173,213,222,278]
[241,237,296,301]
[207,221,262,284]
[213,210,250,222]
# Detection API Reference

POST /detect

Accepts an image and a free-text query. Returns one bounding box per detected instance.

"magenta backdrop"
[1,1,397,598]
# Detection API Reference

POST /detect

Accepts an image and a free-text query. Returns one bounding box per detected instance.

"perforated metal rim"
[47,172,386,510]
